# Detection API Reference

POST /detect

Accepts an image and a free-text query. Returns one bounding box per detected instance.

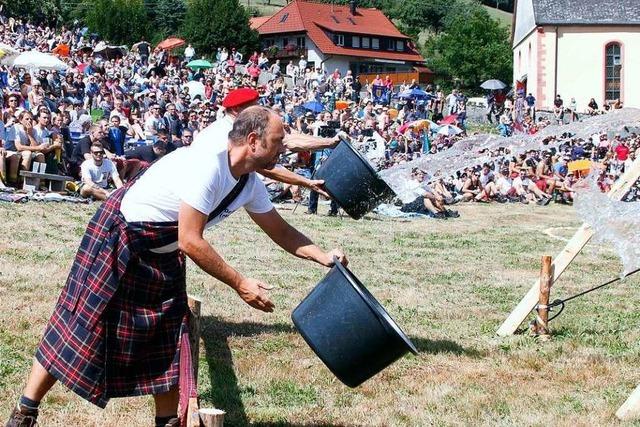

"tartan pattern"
[36,185,188,407]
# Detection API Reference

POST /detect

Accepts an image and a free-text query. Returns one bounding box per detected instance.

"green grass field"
[1,200,638,425]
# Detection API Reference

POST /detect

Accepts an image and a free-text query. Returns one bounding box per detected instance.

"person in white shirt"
[184,44,195,62]
[79,141,123,200]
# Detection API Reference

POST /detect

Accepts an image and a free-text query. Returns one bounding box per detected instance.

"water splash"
[574,176,640,276]
[377,108,640,203]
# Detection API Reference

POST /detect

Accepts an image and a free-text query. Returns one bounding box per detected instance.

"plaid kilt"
[36,185,188,407]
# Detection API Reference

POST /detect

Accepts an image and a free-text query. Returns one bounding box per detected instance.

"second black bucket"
[314,139,395,219]
[292,258,418,388]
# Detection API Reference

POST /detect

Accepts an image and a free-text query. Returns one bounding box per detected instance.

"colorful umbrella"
[438,114,458,125]
[335,100,349,110]
[52,43,70,57]
[186,59,213,70]
[156,37,185,51]
[398,88,429,99]
[303,100,324,113]
[568,159,591,173]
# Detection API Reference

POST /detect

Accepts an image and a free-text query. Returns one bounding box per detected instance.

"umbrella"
[398,88,429,99]
[335,100,349,110]
[12,51,68,71]
[437,124,463,136]
[568,160,592,173]
[438,114,458,125]
[480,79,507,90]
[186,59,213,70]
[303,100,324,113]
[157,37,185,51]
[184,80,205,99]
[52,43,70,57]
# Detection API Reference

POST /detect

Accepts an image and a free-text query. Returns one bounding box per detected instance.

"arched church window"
[605,43,621,101]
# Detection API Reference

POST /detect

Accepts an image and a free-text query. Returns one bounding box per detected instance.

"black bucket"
[291,258,418,387]
[314,139,395,219]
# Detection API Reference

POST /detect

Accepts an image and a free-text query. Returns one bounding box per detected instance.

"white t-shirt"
[81,158,117,189]
[191,114,233,149]
[120,137,273,251]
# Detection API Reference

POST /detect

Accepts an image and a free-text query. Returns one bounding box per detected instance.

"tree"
[181,0,258,57]
[392,0,450,37]
[154,0,187,38]
[3,0,60,24]
[426,3,512,89]
[82,0,150,45]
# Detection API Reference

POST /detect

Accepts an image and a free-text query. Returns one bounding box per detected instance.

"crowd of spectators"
[0,14,636,214]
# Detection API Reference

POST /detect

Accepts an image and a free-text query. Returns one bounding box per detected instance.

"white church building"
[512,0,640,111]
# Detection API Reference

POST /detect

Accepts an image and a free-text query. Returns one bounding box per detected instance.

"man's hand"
[320,248,348,268]
[236,278,275,312]
[305,178,330,198]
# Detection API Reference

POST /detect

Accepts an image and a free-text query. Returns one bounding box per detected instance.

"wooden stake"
[198,408,226,427]
[617,384,640,421]
[532,256,553,336]
[188,296,202,385]
[497,158,640,336]
[187,296,202,427]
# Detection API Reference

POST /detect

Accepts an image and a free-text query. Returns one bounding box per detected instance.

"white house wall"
[554,26,640,110]
[513,0,536,47]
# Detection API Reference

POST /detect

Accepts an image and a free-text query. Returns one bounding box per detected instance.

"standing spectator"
[184,44,195,63]
[525,92,536,121]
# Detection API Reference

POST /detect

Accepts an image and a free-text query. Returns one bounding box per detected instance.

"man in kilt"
[6,106,348,427]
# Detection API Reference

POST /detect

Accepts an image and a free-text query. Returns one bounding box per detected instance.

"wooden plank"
[497,158,640,336]
[19,170,74,181]
[497,223,593,336]
[187,296,202,386]
[616,384,640,421]
[187,397,201,427]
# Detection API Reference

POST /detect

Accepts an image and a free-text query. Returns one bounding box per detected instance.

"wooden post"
[187,296,202,427]
[532,256,553,336]
[198,408,226,427]
[617,384,640,421]
[188,296,202,383]
[497,158,640,336]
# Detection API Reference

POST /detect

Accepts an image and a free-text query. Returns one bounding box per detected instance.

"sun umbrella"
[52,43,70,57]
[12,51,68,71]
[568,159,592,173]
[438,114,458,125]
[437,124,463,136]
[398,88,429,99]
[335,100,349,110]
[0,43,18,58]
[186,59,213,70]
[303,100,324,113]
[157,37,185,51]
[184,80,205,99]
[480,79,507,90]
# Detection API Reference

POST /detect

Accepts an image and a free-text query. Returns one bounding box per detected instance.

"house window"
[396,40,404,51]
[386,39,394,51]
[297,36,306,48]
[335,34,344,46]
[282,37,289,48]
[605,42,622,101]
[362,37,370,48]
[372,38,379,49]
[352,36,360,48]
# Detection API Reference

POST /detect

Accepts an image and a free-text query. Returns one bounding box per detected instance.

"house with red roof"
[250,0,426,79]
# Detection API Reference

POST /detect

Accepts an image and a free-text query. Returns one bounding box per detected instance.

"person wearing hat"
[6,106,347,427]
[193,87,340,197]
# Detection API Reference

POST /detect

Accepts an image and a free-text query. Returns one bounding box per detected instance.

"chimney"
[349,0,357,16]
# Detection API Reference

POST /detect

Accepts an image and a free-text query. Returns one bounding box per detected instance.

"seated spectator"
[401,169,459,219]
[512,169,551,205]
[124,138,167,169]
[12,110,48,174]
[586,98,599,115]
[79,141,123,200]
[127,111,146,140]
[69,124,105,178]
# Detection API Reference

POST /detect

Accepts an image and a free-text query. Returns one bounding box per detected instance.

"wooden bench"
[19,170,75,192]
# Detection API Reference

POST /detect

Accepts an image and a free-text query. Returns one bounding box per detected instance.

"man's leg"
[307,190,318,214]
[6,360,57,425]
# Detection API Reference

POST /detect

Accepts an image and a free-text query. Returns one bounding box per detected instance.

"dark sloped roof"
[533,0,640,25]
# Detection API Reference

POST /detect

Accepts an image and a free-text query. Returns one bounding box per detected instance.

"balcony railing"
[264,46,308,60]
